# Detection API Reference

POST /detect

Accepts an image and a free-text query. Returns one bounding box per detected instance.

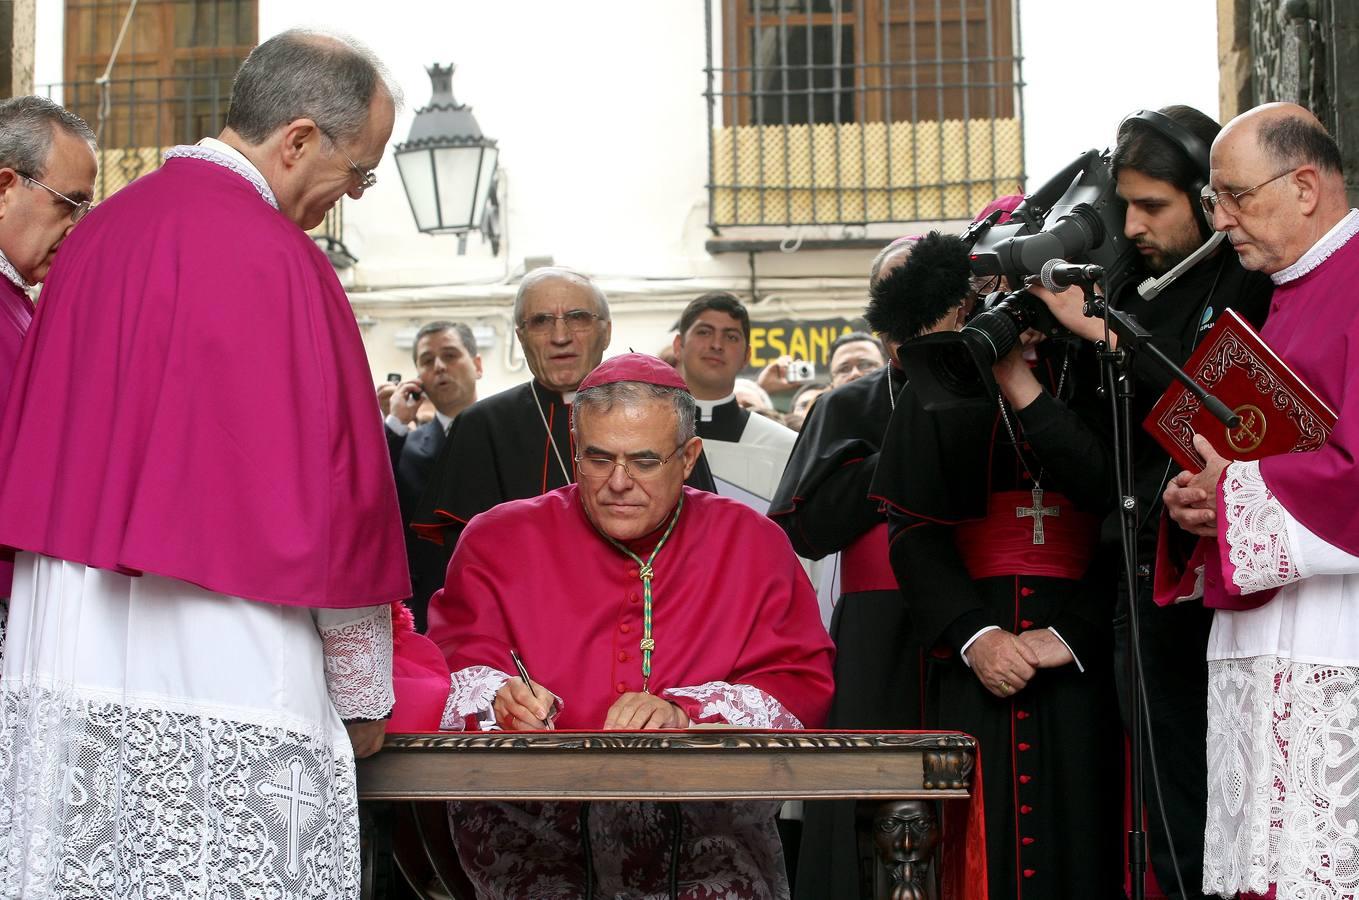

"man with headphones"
[1108,105,1272,896]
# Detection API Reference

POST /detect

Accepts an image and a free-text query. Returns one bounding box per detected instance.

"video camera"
[900,148,1136,408]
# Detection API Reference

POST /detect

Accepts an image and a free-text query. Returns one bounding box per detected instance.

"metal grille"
[41,0,343,248]
[704,0,1025,230]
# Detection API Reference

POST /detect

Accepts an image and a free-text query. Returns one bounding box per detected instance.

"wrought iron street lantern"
[395,64,500,254]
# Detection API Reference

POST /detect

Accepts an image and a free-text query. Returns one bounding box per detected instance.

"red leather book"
[1143,309,1337,473]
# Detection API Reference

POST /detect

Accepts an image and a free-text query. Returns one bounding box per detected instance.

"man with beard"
[1045,105,1273,895]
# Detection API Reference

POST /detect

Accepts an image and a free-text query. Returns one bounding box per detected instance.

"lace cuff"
[663,681,802,729]
[441,665,511,731]
[1220,460,1302,595]
[318,605,395,720]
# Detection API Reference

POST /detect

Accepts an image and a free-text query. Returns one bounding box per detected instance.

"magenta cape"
[1156,230,1359,609]
[1252,235,1359,555]
[389,601,452,733]
[427,485,835,730]
[0,277,32,594]
[0,157,409,608]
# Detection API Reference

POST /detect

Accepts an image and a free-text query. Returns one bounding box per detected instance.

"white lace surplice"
[0,553,392,900]
[1205,461,1359,898]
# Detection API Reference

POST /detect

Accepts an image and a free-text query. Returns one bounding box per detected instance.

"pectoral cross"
[1016,487,1059,545]
[257,756,323,879]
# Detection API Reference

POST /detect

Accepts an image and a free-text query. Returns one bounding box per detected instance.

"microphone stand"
[1081,288,1236,900]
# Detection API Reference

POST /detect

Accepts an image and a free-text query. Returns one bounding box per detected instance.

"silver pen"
[509,648,557,729]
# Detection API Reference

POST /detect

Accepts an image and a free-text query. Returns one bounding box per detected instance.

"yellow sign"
[746,319,859,371]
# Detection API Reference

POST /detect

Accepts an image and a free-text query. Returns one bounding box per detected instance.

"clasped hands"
[967,627,1074,699]
[492,677,690,731]
[1163,434,1230,538]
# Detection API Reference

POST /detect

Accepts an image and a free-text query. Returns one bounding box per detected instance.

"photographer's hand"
[992,337,1043,411]
[376,382,397,417]
[1028,283,1109,345]
[757,355,797,395]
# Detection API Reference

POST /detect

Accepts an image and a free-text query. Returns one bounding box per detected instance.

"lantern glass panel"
[395,149,439,231]
[433,145,483,232]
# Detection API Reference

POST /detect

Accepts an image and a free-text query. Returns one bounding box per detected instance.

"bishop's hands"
[1015,628,1075,669]
[1164,434,1229,538]
[967,627,1076,698]
[604,692,690,730]
[966,629,1039,698]
[493,677,561,730]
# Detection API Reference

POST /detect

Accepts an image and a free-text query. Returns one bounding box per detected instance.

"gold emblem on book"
[1226,404,1267,453]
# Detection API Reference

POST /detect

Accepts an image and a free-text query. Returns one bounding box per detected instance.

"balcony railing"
[39,74,344,250]
[705,0,1026,230]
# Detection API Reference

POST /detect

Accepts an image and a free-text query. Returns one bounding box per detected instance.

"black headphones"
[1117,108,1213,232]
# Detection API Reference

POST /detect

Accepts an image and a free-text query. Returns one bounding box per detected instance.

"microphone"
[1039,259,1104,292]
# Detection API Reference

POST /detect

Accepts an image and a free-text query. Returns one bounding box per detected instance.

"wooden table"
[357,730,976,899]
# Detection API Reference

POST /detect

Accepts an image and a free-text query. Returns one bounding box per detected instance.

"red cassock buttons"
[1017,742,1031,751]
[1022,837,1036,846]
[618,651,628,662]
[616,682,626,694]
[1020,619,1034,629]
[1020,587,1035,597]
[1019,775,1032,784]
[1023,869,1036,878]
[1016,710,1030,720]
[620,623,631,634]
[627,567,639,579]
[1020,805,1033,815]
[630,593,639,603]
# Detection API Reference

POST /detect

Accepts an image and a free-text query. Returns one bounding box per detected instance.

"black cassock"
[412,381,715,559]
[769,364,921,900]
[872,343,1122,899]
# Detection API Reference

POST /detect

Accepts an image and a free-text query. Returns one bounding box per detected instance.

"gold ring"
[999,680,1012,694]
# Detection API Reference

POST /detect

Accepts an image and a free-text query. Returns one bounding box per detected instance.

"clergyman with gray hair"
[0,91,97,738]
[0,30,409,898]
[412,266,716,555]
[427,352,834,898]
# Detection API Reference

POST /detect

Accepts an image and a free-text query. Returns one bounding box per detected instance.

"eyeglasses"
[1200,168,1295,218]
[832,359,881,378]
[18,172,92,223]
[575,444,686,481]
[520,310,605,334]
[319,128,377,191]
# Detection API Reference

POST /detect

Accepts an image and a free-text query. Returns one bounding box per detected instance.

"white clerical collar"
[0,249,28,291]
[1271,208,1359,285]
[693,392,737,423]
[163,138,279,209]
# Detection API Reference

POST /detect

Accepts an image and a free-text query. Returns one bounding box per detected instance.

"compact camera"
[787,360,816,383]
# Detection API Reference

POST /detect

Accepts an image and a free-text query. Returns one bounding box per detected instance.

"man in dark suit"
[379,320,481,628]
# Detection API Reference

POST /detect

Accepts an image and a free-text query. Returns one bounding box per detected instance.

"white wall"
[30,0,1224,396]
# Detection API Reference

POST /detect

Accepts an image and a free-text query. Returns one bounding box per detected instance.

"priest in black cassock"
[770,235,934,899]
[672,291,796,505]
[872,233,1123,898]
[412,267,714,557]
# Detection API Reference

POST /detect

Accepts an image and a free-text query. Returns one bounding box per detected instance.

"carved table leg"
[856,799,940,900]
